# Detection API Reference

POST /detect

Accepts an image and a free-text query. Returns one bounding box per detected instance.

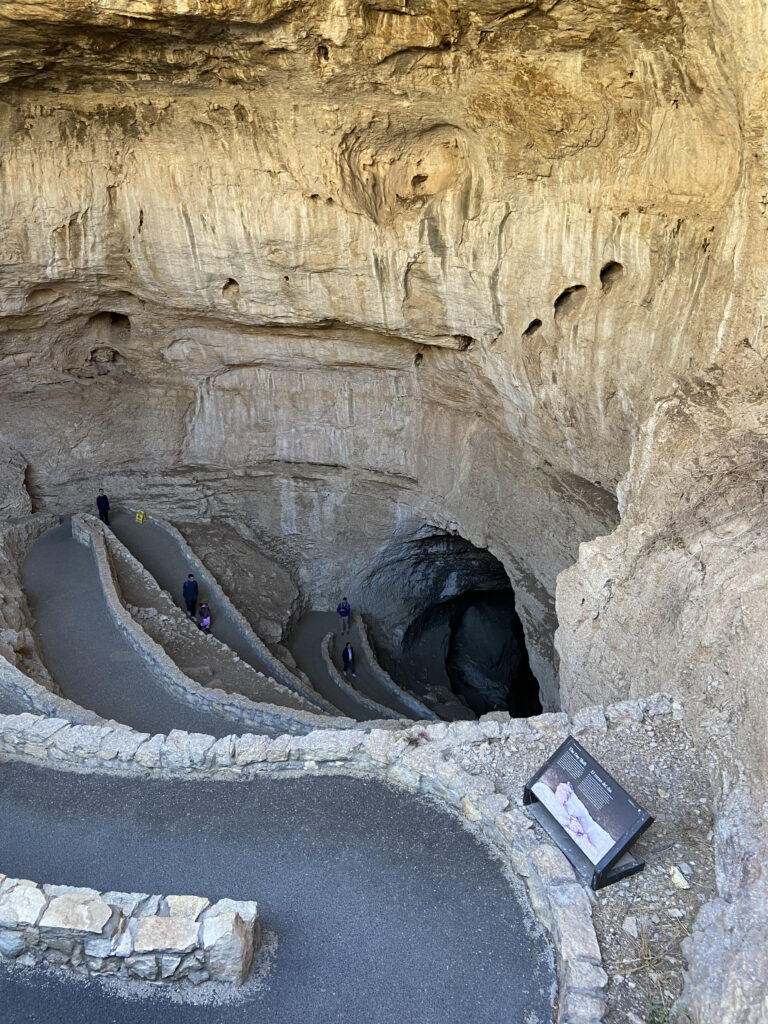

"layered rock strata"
[0,1,766,1020]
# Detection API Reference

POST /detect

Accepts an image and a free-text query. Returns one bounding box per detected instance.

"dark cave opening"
[363,529,542,720]
[399,580,541,719]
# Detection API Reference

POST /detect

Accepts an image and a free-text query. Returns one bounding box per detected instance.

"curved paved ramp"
[22,523,253,738]
[288,611,414,720]
[110,512,282,679]
[112,512,404,721]
[0,761,554,1024]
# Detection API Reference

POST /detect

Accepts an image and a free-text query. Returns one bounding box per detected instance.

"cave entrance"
[363,529,542,721]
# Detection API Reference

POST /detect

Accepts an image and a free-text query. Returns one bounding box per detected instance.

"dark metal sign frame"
[523,735,653,890]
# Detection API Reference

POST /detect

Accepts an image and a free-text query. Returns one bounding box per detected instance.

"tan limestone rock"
[0,881,46,929]
[201,910,254,984]
[133,915,200,955]
[166,895,210,921]
[39,891,114,937]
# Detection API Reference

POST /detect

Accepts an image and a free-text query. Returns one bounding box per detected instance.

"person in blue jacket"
[337,597,351,635]
[96,489,110,525]
[183,574,198,617]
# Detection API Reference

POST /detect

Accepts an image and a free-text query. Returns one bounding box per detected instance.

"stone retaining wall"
[320,632,401,721]
[351,610,438,720]
[73,515,398,737]
[0,513,61,693]
[0,875,260,985]
[0,697,685,1023]
[0,653,107,724]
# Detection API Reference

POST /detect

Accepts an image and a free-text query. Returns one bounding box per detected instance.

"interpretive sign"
[523,736,653,889]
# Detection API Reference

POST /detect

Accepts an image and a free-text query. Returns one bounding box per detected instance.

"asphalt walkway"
[22,522,256,738]
[110,511,277,676]
[112,512,413,721]
[287,611,414,719]
[0,761,554,1024]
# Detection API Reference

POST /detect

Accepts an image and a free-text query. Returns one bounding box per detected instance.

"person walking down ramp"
[96,489,110,526]
[337,597,351,635]
[183,574,198,618]
[197,603,212,635]
[342,642,356,678]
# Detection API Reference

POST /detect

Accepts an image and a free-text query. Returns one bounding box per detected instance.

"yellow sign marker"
[135,510,147,524]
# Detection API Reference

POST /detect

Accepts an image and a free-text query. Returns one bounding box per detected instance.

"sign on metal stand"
[523,736,653,890]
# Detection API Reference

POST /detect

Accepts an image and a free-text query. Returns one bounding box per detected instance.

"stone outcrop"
[555,362,768,1024]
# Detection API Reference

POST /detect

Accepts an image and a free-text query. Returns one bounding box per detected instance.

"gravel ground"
[452,711,716,1024]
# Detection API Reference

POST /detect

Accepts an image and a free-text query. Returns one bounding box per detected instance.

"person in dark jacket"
[96,489,110,525]
[342,642,356,678]
[183,574,198,617]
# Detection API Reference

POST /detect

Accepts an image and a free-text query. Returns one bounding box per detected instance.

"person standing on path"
[337,597,351,635]
[96,489,110,526]
[183,574,198,618]
[342,642,356,678]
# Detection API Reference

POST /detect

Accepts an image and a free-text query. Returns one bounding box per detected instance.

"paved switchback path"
[0,762,553,1023]
[110,511,278,676]
[112,512,405,722]
[22,522,249,738]
[288,611,415,719]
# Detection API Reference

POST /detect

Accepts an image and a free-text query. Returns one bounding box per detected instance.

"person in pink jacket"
[197,603,211,635]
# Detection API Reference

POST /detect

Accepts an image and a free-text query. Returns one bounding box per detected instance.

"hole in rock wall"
[316,43,329,62]
[522,318,542,338]
[108,311,130,330]
[453,334,475,351]
[62,311,131,377]
[85,311,131,345]
[362,529,542,720]
[222,278,240,299]
[553,285,586,321]
[599,261,624,293]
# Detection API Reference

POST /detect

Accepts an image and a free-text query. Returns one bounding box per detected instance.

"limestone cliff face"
[0,0,756,707]
[1,1,767,1017]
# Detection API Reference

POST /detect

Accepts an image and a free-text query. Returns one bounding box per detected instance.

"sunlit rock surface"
[0,3,766,1019]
